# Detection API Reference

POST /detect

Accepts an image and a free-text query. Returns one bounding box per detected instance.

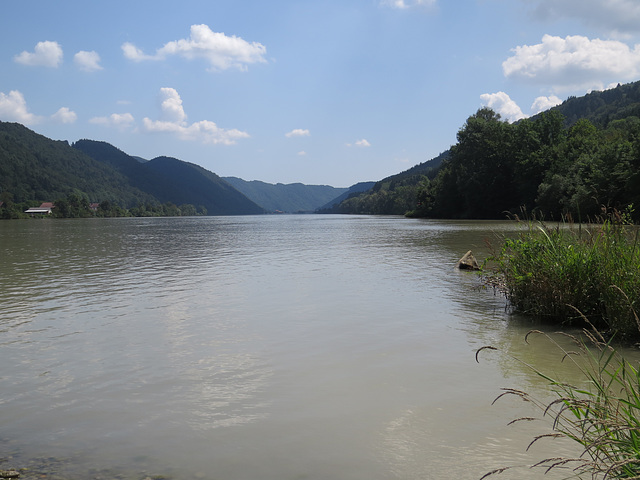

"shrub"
[492,211,640,339]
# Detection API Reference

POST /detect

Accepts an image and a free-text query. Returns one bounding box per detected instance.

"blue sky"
[2,0,640,187]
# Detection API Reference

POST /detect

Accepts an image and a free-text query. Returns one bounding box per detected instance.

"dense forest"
[318,152,446,215]
[334,80,640,221]
[412,108,640,220]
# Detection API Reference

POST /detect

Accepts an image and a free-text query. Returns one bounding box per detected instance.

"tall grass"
[492,211,640,339]
[478,327,640,479]
[479,209,640,478]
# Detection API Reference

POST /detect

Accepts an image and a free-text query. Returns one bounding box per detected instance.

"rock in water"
[456,250,480,270]
[0,470,20,478]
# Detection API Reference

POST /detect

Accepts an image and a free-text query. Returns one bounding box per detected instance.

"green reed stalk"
[492,212,640,339]
[478,328,640,479]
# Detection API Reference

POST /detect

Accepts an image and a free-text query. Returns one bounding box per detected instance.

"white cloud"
[347,139,371,147]
[51,107,77,124]
[0,90,42,125]
[381,0,436,8]
[90,113,135,130]
[121,42,158,62]
[142,87,249,145]
[525,0,640,35]
[122,24,267,71]
[285,128,310,138]
[531,95,562,114]
[297,151,307,156]
[503,34,640,91]
[14,41,63,67]
[157,87,187,124]
[74,50,103,72]
[480,92,527,122]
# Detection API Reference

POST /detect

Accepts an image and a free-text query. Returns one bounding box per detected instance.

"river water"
[0,215,590,479]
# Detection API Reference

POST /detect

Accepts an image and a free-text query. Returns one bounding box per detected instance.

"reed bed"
[491,211,640,340]
[479,210,640,478]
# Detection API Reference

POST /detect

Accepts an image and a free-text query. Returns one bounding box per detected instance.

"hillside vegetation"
[320,152,446,215]
[335,80,640,220]
[73,140,265,216]
[0,122,156,207]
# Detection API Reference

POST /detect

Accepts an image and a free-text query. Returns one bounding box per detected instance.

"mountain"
[223,177,349,213]
[73,140,265,215]
[0,122,156,206]
[544,80,640,128]
[322,151,448,215]
[316,182,376,211]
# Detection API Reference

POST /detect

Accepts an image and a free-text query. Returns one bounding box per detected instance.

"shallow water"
[0,215,594,479]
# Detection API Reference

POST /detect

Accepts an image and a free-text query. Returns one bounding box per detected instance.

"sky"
[2,1,640,187]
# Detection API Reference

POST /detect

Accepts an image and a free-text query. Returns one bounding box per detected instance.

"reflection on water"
[0,215,603,479]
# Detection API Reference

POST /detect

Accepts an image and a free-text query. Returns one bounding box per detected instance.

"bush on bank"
[492,209,640,340]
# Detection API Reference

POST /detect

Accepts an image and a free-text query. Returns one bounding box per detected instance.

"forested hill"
[547,80,640,128]
[73,140,265,215]
[0,122,156,206]
[320,150,447,215]
[332,79,640,220]
[223,177,348,213]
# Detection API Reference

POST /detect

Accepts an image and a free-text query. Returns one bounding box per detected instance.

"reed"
[477,326,640,479]
[492,210,640,339]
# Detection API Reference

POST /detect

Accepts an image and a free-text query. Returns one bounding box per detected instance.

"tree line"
[0,190,207,219]
[409,108,640,221]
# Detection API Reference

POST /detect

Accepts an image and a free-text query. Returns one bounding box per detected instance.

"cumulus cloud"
[503,34,640,91]
[480,92,527,122]
[531,95,563,114]
[122,24,267,71]
[14,41,63,67]
[347,139,371,147]
[0,90,42,125]
[74,50,103,72]
[156,87,187,124]
[381,0,436,8]
[51,107,77,124]
[90,113,136,130]
[285,128,310,137]
[524,0,640,35]
[142,87,249,145]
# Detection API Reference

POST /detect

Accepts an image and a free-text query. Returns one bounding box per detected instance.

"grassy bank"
[491,211,640,340]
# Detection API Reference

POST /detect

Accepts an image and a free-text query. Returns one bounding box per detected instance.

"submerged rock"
[456,250,480,270]
[0,470,20,478]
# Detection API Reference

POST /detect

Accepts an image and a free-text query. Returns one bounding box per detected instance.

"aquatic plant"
[477,325,640,479]
[491,209,640,339]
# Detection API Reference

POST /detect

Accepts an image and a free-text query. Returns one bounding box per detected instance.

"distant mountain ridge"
[73,140,265,215]
[0,122,360,216]
[223,177,349,213]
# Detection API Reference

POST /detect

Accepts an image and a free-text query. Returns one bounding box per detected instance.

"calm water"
[0,215,588,479]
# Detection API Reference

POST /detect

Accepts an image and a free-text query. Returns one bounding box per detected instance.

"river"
[0,215,588,479]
